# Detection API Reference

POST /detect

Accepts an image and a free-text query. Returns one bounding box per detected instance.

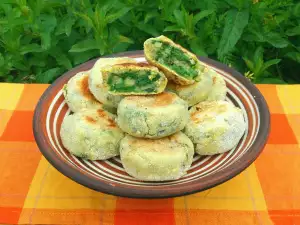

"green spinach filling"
[152,40,198,79]
[107,71,161,93]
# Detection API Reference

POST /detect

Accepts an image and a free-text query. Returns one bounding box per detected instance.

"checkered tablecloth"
[0,83,299,225]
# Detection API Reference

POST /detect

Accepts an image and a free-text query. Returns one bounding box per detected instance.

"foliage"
[0,0,299,83]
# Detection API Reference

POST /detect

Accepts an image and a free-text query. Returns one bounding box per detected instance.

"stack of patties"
[61,68,126,160]
[60,35,246,182]
[100,61,194,181]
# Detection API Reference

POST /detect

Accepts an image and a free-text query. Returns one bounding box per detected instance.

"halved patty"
[117,92,189,139]
[167,67,213,106]
[101,63,167,95]
[62,71,103,112]
[120,132,194,181]
[144,35,205,85]
[60,109,124,160]
[89,57,137,108]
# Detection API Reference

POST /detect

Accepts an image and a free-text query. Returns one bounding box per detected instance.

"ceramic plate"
[33,51,270,198]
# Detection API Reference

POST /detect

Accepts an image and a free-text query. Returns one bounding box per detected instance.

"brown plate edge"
[33,50,270,199]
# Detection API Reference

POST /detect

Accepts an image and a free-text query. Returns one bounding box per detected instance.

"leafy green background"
[1,0,300,84]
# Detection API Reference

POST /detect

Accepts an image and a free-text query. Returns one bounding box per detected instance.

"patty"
[117,92,189,139]
[205,70,227,101]
[184,101,246,155]
[89,57,137,108]
[60,109,124,160]
[167,67,213,106]
[120,132,194,181]
[63,71,103,112]
[101,63,167,95]
[144,35,206,85]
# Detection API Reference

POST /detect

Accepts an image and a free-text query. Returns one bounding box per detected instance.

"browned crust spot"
[191,118,202,124]
[107,117,116,127]
[153,92,175,106]
[78,75,98,101]
[97,109,116,127]
[213,76,217,84]
[97,109,107,117]
[191,111,199,118]
[191,103,228,123]
[85,116,97,124]
[190,111,203,124]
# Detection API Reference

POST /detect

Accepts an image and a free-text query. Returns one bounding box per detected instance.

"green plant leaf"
[20,44,43,54]
[50,49,73,70]
[164,25,182,32]
[57,54,72,70]
[97,38,106,55]
[55,16,76,36]
[173,9,185,27]
[265,32,289,48]
[261,59,281,72]
[253,46,264,74]
[144,11,159,23]
[0,53,4,67]
[12,61,28,71]
[217,9,249,58]
[243,57,255,71]
[286,26,300,36]
[189,39,208,56]
[39,14,57,32]
[74,12,95,32]
[224,0,240,9]
[285,52,300,63]
[28,55,46,67]
[36,67,62,83]
[118,35,134,44]
[293,3,300,16]
[106,7,131,24]
[136,23,160,36]
[40,32,51,50]
[71,50,99,65]
[69,39,98,52]
[192,10,214,25]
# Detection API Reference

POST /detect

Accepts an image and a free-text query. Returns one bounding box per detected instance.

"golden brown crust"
[84,116,97,124]
[96,109,116,127]
[97,109,107,117]
[144,35,201,85]
[153,92,175,106]
[123,92,177,108]
[212,76,217,84]
[156,36,198,60]
[117,62,155,69]
[103,62,159,72]
[77,74,98,101]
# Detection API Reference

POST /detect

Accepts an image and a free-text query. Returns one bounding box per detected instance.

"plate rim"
[33,50,270,198]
